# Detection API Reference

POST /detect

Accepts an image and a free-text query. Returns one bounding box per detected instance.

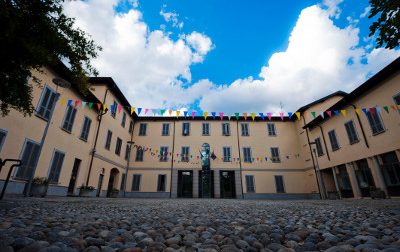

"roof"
[138,115,291,122]
[296,91,347,114]
[303,56,400,129]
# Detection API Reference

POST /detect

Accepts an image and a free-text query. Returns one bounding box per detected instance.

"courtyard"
[0,198,400,252]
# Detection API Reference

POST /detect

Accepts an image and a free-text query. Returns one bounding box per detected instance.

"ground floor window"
[274,175,285,193]
[132,174,141,191]
[157,174,166,192]
[15,140,40,180]
[48,150,65,183]
[245,175,255,193]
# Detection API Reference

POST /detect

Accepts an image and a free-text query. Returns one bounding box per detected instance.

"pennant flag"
[391,105,397,111]
[67,99,73,106]
[369,107,376,114]
[267,112,272,121]
[243,112,247,120]
[311,111,316,119]
[191,111,196,119]
[340,109,346,117]
[295,112,301,120]
[60,97,66,106]
[279,112,284,121]
[184,111,188,118]
[327,110,332,117]
[320,111,324,119]
[88,102,93,109]
[219,112,224,120]
[383,106,389,113]
[137,108,142,115]
[144,108,149,115]
[334,110,339,116]
[103,104,107,111]
[131,107,135,115]
[204,111,208,120]
[376,106,381,113]
[251,112,256,121]
[97,103,101,110]
[118,105,123,113]
[110,104,115,113]
[168,109,172,116]
[176,110,180,117]
[354,108,361,116]
[288,112,293,119]
[234,112,239,120]
[211,112,216,119]
[259,113,264,120]
[81,101,86,109]
[160,109,165,115]
[74,100,80,108]
[362,108,368,114]
[228,114,231,120]
[152,109,158,115]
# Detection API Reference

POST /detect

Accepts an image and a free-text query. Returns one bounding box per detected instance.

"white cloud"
[322,0,343,19]
[360,6,371,18]
[160,8,183,29]
[185,32,214,63]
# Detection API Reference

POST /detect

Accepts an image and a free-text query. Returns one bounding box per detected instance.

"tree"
[0,0,101,116]
[368,0,400,49]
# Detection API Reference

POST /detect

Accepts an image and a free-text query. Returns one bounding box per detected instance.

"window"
[223,147,231,162]
[36,86,57,120]
[0,129,7,153]
[182,122,190,136]
[132,174,141,191]
[80,117,92,141]
[344,120,359,144]
[105,130,112,150]
[128,121,134,134]
[111,101,117,118]
[328,130,340,151]
[222,123,230,136]
[315,137,324,156]
[124,144,130,161]
[245,175,255,193]
[62,105,77,132]
[15,140,40,179]
[135,147,144,161]
[270,147,280,162]
[243,147,252,162]
[241,123,249,136]
[274,175,285,193]
[393,92,400,106]
[160,146,169,162]
[267,123,277,136]
[121,112,126,128]
[202,123,210,135]
[157,174,166,191]
[162,123,170,136]
[139,123,147,136]
[48,150,65,183]
[120,174,126,191]
[181,146,189,162]
[115,137,122,156]
[365,110,385,135]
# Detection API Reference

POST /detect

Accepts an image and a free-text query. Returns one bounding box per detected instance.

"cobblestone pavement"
[1,197,400,252]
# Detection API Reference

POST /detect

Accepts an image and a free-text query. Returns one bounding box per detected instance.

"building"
[0,58,399,199]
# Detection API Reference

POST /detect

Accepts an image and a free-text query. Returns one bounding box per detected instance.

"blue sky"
[64,0,399,114]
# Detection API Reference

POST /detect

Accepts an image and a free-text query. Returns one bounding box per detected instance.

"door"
[355,159,375,197]
[96,174,104,197]
[220,171,236,198]
[67,158,81,195]
[178,171,193,198]
[198,170,214,198]
[107,168,119,197]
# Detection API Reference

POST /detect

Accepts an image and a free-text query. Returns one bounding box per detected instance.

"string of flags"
[59,96,400,121]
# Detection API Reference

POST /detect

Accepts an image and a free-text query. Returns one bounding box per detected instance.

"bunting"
[340,110,346,117]
[243,112,248,120]
[211,112,216,120]
[131,107,135,115]
[267,112,272,121]
[251,112,256,121]
[235,112,239,120]
[295,112,301,120]
[204,111,208,120]
[137,108,142,115]
[219,112,224,120]
[259,113,264,120]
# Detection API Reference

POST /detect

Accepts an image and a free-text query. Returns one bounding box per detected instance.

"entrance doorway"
[220,171,236,198]
[336,165,354,198]
[67,158,81,195]
[198,170,214,198]
[107,168,119,197]
[178,171,193,198]
[96,174,104,197]
[355,159,375,197]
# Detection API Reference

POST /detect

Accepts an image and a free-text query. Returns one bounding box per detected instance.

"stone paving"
[1,197,400,252]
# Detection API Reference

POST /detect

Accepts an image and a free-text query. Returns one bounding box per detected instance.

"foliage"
[0,0,101,116]
[368,0,400,49]
[32,177,49,185]
[79,184,95,191]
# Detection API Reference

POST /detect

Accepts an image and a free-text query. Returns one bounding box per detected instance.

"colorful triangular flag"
[340,109,346,117]
[251,112,256,121]
[295,112,301,120]
[311,111,316,119]
[383,106,389,113]
[211,112,216,120]
[137,108,142,115]
[259,113,264,120]
[131,107,135,115]
[243,112,247,120]
[267,112,272,121]
[204,111,208,120]
[219,112,224,120]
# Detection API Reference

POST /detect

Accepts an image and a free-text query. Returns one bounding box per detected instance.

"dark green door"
[178,171,193,197]
[220,171,236,198]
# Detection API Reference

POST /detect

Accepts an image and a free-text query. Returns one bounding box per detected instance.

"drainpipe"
[350,104,369,148]
[236,121,244,199]
[316,125,330,161]
[86,88,109,186]
[169,120,176,198]
[303,116,322,199]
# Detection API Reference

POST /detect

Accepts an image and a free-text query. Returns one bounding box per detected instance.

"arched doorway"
[107,168,119,197]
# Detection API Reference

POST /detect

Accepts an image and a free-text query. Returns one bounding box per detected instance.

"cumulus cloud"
[160,7,184,29]
[360,6,371,18]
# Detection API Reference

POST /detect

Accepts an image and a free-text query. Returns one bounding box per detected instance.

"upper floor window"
[328,130,340,151]
[223,147,231,162]
[241,123,249,136]
[315,137,324,156]
[243,147,252,162]
[267,123,277,136]
[160,146,169,162]
[139,123,147,136]
[128,121,134,134]
[121,112,126,128]
[48,150,65,183]
[344,120,359,144]
[182,122,190,136]
[181,146,189,162]
[115,137,122,156]
[36,86,57,120]
[62,105,77,133]
[393,92,400,106]
[202,123,210,136]
[135,147,144,161]
[162,123,170,136]
[245,175,255,193]
[270,147,281,162]
[0,129,7,154]
[365,110,385,135]
[111,100,117,118]
[274,175,285,193]
[222,123,230,136]
[80,116,92,141]
[105,130,112,150]
[124,144,130,161]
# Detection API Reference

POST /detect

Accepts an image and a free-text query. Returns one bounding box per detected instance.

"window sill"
[372,130,386,136]
[268,134,277,137]
[79,137,88,142]
[349,140,359,145]
[60,127,72,134]
[202,134,210,136]
[332,147,340,152]
[34,113,49,122]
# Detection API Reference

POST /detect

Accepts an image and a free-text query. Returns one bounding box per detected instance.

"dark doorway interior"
[97,174,104,197]
[198,170,214,198]
[355,159,375,197]
[107,168,119,197]
[381,151,400,196]
[178,171,193,198]
[336,165,354,198]
[67,158,81,195]
[220,171,236,198]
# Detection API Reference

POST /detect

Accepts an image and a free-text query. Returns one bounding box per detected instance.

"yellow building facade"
[0,58,399,199]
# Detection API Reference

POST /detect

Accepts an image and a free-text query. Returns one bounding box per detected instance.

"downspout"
[236,121,244,199]
[316,125,330,161]
[350,104,369,148]
[123,119,136,197]
[303,116,322,199]
[169,120,176,198]
[86,88,109,186]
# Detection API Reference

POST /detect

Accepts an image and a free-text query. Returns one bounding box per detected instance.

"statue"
[200,143,211,197]
[200,143,210,170]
